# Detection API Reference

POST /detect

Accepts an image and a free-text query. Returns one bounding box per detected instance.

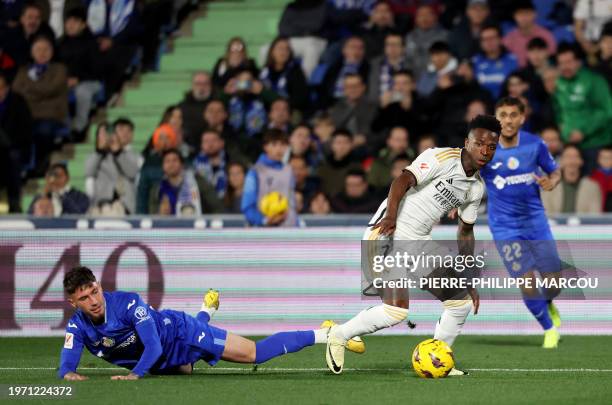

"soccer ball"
[259,191,289,217]
[411,338,455,378]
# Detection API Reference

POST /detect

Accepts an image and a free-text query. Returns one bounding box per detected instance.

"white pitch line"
[1,367,612,373]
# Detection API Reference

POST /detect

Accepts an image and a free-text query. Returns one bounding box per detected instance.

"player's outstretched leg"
[196,289,220,324]
[520,274,559,349]
[433,295,473,376]
[326,303,408,374]
[320,320,365,354]
[220,330,317,364]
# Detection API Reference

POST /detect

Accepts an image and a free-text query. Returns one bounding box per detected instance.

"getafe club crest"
[507,157,520,170]
[102,337,115,347]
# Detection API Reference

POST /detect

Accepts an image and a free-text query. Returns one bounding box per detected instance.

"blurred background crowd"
[0,0,610,225]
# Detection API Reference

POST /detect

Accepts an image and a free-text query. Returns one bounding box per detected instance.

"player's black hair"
[392,69,414,79]
[556,42,582,60]
[262,128,288,145]
[162,148,184,164]
[513,0,535,12]
[346,168,367,181]
[527,37,548,50]
[47,162,69,177]
[332,128,353,140]
[428,41,450,54]
[65,7,87,22]
[495,96,526,114]
[64,266,97,295]
[392,152,411,164]
[112,117,134,130]
[468,114,502,135]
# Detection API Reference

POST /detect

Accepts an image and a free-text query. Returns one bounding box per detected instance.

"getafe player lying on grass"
[58,266,332,380]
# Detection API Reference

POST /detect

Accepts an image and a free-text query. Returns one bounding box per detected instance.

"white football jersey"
[367,147,484,240]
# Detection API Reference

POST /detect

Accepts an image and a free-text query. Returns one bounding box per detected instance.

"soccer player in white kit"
[324,115,502,375]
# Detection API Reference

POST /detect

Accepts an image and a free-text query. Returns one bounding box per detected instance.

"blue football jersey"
[480,131,557,234]
[58,291,226,378]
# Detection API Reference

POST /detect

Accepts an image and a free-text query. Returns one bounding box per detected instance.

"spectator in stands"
[573,0,612,58]
[287,124,322,170]
[416,133,437,154]
[316,129,361,197]
[331,168,380,213]
[308,190,331,215]
[267,98,292,134]
[289,155,319,207]
[448,0,492,61]
[2,2,55,67]
[594,28,612,88]
[465,98,489,121]
[319,36,369,108]
[0,39,18,82]
[87,0,142,102]
[223,161,247,213]
[390,153,411,181]
[328,74,377,149]
[361,1,397,60]
[241,129,297,227]
[12,36,68,175]
[404,4,448,80]
[541,126,563,163]
[85,122,139,215]
[179,71,214,151]
[152,148,223,216]
[277,0,328,79]
[514,37,550,108]
[472,24,519,99]
[426,60,492,147]
[202,99,237,148]
[28,162,89,216]
[0,71,31,212]
[367,32,410,103]
[554,43,612,175]
[368,126,415,192]
[113,117,136,153]
[212,37,258,89]
[542,144,601,215]
[372,70,426,141]
[31,194,54,216]
[259,37,309,112]
[224,69,277,148]
[136,112,182,214]
[590,147,612,212]
[58,7,102,142]
[312,112,335,148]
[417,41,458,97]
[502,0,556,67]
[193,129,249,199]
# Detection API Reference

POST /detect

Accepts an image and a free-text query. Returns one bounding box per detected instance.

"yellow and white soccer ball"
[412,338,455,378]
[259,191,289,217]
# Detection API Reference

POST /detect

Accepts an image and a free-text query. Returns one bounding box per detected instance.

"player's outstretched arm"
[372,170,417,235]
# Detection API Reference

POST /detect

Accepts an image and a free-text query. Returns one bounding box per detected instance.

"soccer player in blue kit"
[58,266,326,380]
[480,97,563,349]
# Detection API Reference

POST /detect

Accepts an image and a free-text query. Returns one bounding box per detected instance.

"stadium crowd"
[0,0,611,224]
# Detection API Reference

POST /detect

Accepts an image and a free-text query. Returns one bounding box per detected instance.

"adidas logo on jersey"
[445,178,453,185]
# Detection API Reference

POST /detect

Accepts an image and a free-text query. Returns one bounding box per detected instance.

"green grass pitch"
[1,336,611,404]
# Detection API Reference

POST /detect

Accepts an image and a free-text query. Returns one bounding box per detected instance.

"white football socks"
[313,328,328,344]
[336,304,409,341]
[433,298,472,346]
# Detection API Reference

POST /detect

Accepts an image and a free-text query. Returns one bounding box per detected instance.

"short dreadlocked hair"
[64,266,97,295]
[468,114,502,136]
